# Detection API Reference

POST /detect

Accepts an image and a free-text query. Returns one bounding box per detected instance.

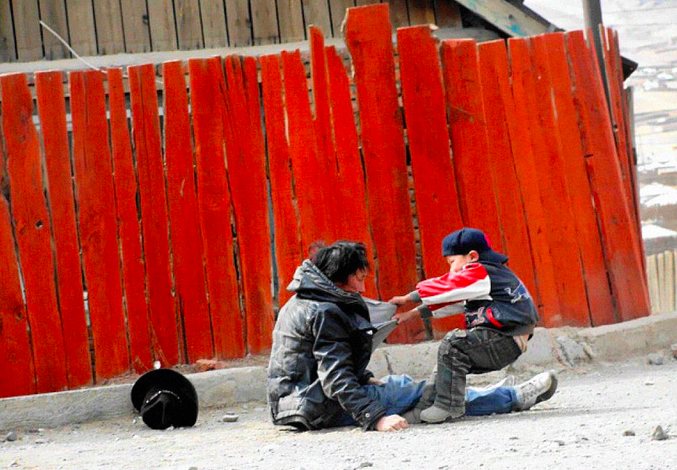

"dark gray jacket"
[267,261,386,430]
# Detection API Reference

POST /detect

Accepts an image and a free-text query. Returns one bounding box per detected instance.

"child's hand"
[388,295,410,306]
[393,309,419,324]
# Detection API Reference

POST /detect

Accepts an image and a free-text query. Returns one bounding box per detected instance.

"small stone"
[3,432,17,442]
[623,430,635,436]
[35,438,47,444]
[670,343,677,359]
[222,413,239,423]
[189,467,198,470]
[10,461,18,467]
[132,419,138,425]
[648,353,665,366]
[153,361,161,370]
[645,379,655,386]
[651,425,669,441]
[509,436,519,440]
[553,440,565,446]
[358,463,373,468]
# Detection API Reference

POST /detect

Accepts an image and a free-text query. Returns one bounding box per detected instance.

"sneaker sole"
[534,372,558,405]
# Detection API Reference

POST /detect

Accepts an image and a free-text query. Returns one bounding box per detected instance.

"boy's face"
[446,251,479,273]
[336,269,368,294]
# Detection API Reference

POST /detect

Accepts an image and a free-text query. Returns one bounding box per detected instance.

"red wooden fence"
[0,4,649,398]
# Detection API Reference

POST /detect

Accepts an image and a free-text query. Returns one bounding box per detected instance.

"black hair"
[313,241,370,285]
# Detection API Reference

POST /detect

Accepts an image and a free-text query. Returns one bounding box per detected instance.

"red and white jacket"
[409,261,538,336]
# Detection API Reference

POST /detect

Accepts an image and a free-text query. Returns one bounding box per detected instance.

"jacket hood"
[288,260,369,319]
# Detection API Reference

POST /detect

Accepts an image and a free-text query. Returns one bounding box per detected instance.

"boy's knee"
[439,329,467,357]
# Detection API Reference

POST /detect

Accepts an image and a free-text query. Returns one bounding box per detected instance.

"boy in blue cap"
[390,227,557,423]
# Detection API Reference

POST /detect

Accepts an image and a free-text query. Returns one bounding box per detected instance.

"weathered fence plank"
[107,68,154,373]
[119,0,152,52]
[566,30,651,322]
[251,0,279,44]
[0,2,16,61]
[93,0,126,54]
[70,70,130,379]
[302,0,332,35]
[345,4,423,342]
[147,0,178,51]
[407,0,435,25]
[277,0,305,42]
[174,0,203,50]
[37,0,69,59]
[200,0,229,48]
[398,27,465,336]
[261,54,304,306]
[476,40,539,311]
[189,57,245,359]
[35,71,93,388]
[226,0,253,47]
[128,64,179,366]
[0,188,35,398]
[65,0,97,56]
[162,61,214,362]
[12,1,42,61]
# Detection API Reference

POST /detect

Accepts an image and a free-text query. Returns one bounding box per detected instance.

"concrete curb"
[2,311,676,431]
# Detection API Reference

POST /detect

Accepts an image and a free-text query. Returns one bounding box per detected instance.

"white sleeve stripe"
[421,276,491,306]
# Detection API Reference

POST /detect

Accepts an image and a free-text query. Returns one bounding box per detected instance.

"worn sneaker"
[420,405,464,423]
[514,370,558,411]
[402,408,421,424]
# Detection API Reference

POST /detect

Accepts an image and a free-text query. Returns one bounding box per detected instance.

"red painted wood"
[565,31,650,321]
[325,45,378,299]
[537,33,617,326]
[162,61,214,361]
[486,42,562,325]
[0,196,35,397]
[1,73,68,393]
[344,4,423,342]
[398,27,465,335]
[69,70,130,379]
[222,56,274,354]
[34,71,93,387]
[128,64,179,366]
[107,68,154,373]
[188,57,245,358]
[512,37,591,327]
[440,39,503,254]
[309,26,341,242]
[281,50,335,250]
[260,54,303,307]
[476,40,539,312]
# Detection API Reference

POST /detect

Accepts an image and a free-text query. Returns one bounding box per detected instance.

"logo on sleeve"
[504,282,530,304]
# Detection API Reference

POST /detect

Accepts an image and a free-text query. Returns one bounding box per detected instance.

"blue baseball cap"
[441,228,508,264]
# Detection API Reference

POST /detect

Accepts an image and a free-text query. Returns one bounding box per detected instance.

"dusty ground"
[2,357,676,470]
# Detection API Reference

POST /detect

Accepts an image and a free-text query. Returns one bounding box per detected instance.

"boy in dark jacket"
[390,228,557,423]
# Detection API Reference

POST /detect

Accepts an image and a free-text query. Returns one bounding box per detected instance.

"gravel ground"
[2,357,676,470]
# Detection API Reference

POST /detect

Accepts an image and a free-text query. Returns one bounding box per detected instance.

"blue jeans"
[331,375,517,427]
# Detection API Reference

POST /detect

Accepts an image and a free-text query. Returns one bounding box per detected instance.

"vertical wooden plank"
[65,0,97,56]
[35,71,93,388]
[38,0,69,59]
[408,0,435,25]
[281,50,334,249]
[302,0,331,33]
[251,0,279,44]
[0,1,16,61]
[355,0,378,4]
[330,0,355,36]
[646,254,659,314]
[434,0,462,28]
[162,61,213,362]
[92,0,126,54]
[513,36,591,327]
[107,68,154,373]
[325,45,378,298]
[384,0,409,29]
[309,27,342,240]
[70,70,130,379]
[128,64,179,366]
[0,184,35,398]
[1,73,68,393]
[189,57,245,359]
[173,0,203,50]
[345,4,423,342]
[147,0,178,51]
[539,33,616,326]
[221,56,275,354]
[200,0,228,48]
[226,0,253,46]
[477,40,539,313]
[657,252,666,313]
[260,54,304,306]
[119,0,152,52]
[277,0,305,42]
[398,27,465,336]
[489,40,562,325]
[12,1,42,60]
[566,30,651,322]
[441,39,503,253]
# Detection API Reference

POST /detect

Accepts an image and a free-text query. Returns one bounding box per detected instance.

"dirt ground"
[2,357,676,470]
